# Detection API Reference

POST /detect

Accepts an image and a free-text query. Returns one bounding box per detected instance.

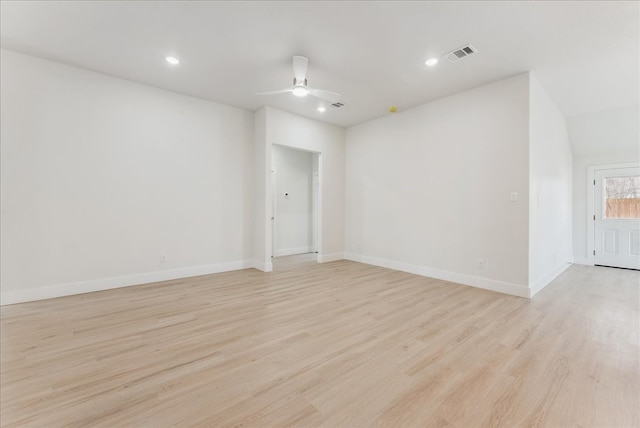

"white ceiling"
[1,1,638,128]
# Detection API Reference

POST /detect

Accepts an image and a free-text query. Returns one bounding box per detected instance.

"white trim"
[572,257,592,266]
[586,162,640,266]
[317,153,324,258]
[268,142,324,263]
[251,260,273,272]
[317,253,344,263]
[1,261,253,306]
[344,253,529,298]
[529,262,572,298]
[273,246,312,257]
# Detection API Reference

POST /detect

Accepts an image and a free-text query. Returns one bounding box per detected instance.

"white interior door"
[594,167,640,269]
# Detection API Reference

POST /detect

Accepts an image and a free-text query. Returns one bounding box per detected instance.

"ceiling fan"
[257,56,341,104]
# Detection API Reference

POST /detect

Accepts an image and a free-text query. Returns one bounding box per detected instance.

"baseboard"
[273,247,312,257]
[571,257,592,266]
[529,261,572,298]
[343,253,529,298]
[251,260,273,272]
[317,253,344,263]
[0,260,253,306]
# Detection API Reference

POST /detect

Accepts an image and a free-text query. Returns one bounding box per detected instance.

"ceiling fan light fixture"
[292,86,309,97]
[257,56,340,103]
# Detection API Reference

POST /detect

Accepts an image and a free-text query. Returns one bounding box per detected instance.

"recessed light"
[425,58,439,67]
[165,56,180,65]
[317,106,326,113]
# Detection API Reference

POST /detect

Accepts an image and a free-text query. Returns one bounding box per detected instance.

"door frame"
[587,161,640,266]
[269,144,322,262]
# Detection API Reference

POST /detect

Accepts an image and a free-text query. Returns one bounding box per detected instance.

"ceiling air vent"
[331,102,344,108]
[445,44,477,62]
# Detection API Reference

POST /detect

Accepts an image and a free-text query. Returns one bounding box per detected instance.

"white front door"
[594,167,640,270]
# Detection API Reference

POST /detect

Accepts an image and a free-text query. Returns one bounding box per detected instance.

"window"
[604,176,640,219]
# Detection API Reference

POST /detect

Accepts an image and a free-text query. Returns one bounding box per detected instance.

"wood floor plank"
[1,258,639,427]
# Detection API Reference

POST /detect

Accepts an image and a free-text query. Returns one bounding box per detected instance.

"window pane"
[604,176,640,219]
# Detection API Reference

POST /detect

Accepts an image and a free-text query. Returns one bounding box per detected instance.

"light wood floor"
[1,260,638,427]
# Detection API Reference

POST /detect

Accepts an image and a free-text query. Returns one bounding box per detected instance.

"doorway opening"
[271,145,320,270]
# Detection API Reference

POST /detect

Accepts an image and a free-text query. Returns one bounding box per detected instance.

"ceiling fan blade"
[256,88,293,96]
[308,88,341,104]
[292,56,308,81]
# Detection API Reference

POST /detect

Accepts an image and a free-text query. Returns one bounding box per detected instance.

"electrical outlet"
[160,253,167,263]
[477,258,485,269]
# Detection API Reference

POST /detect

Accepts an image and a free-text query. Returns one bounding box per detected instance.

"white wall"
[272,145,313,256]
[0,49,254,304]
[263,106,345,263]
[568,106,640,263]
[252,108,269,270]
[345,73,531,296]
[528,75,573,295]
[568,106,640,158]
